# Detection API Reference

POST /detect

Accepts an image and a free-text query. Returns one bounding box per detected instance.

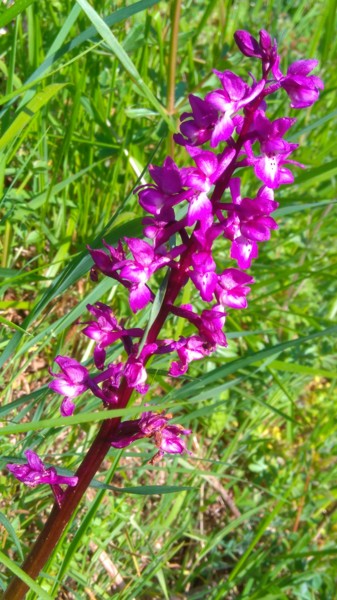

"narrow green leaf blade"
[0,511,24,560]
[75,0,173,129]
[90,482,194,495]
[294,159,337,187]
[0,0,37,29]
[0,315,31,335]
[0,84,66,151]
[0,550,52,600]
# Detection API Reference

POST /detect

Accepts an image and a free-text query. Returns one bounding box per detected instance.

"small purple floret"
[174,94,218,147]
[234,29,279,76]
[169,335,214,377]
[82,302,143,369]
[111,411,191,462]
[278,60,324,109]
[243,112,303,189]
[121,238,171,312]
[216,268,254,309]
[7,450,78,505]
[206,72,265,147]
[49,356,91,416]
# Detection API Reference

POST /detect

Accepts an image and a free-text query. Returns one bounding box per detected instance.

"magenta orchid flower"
[49,355,114,415]
[243,112,304,189]
[190,250,218,301]
[170,303,227,347]
[111,411,191,462]
[82,302,143,369]
[206,71,265,147]
[221,179,278,269]
[216,268,254,309]
[169,335,214,377]
[123,343,158,395]
[7,450,78,506]
[276,59,324,109]
[49,356,91,417]
[88,240,126,283]
[183,146,235,225]
[137,156,188,217]
[174,94,218,147]
[120,238,171,312]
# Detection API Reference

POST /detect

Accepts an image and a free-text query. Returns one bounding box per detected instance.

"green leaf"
[0,511,23,560]
[294,159,337,187]
[0,0,161,111]
[90,482,194,495]
[0,550,52,600]
[75,0,173,129]
[275,198,337,217]
[268,359,336,379]
[0,315,31,335]
[170,325,337,401]
[0,405,152,435]
[290,108,337,139]
[0,84,66,151]
[0,0,37,29]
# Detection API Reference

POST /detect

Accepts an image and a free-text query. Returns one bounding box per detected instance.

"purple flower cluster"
[8,29,322,496]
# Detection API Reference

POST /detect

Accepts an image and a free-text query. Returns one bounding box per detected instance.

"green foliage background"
[0,0,337,598]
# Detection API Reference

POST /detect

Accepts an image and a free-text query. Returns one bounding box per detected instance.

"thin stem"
[2,221,12,269]
[167,0,182,156]
[1,19,18,269]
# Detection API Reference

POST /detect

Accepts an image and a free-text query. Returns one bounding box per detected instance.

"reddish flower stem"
[3,97,264,599]
[2,268,183,600]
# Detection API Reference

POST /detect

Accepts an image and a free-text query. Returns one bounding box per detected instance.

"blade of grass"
[228,490,291,582]
[268,359,334,379]
[0,0,161,113]
[294,159,337,187]
[0,512,24,560]
[90,482,194,495]
[75,0,174,129]
[0,84,66,152]
[0,406,156,436]
[274,198,337,217]
[0,551,52,600]
[170,324,337,401]
[0,316,32,335]
[0,0,37,29]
